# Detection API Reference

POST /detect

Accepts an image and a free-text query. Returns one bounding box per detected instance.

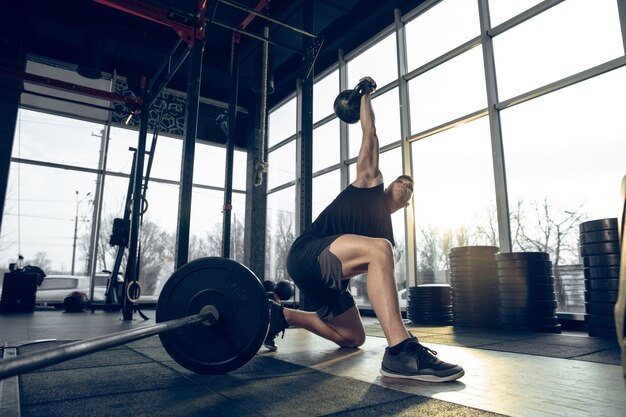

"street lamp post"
[71,191,91,275]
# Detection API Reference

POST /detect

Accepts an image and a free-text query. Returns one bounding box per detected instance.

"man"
[265,77,464,383]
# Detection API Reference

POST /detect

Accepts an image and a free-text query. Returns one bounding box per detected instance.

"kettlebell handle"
[347,79,377,102]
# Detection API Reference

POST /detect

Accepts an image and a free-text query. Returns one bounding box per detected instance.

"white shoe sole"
[380,368,465,382]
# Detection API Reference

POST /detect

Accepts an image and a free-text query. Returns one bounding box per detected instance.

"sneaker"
[264,301,289,351]
[380,335,464,382]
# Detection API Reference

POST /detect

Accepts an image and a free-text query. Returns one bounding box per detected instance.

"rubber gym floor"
[0,309,624,417]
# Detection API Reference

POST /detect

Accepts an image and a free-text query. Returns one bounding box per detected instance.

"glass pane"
[137,181,179,295]
[405,0,480,70]
[13,109,102,169]
[194,143,226,188]
[348,89,401,158]
[267,141,296,189]
[312,169,341,220]
[0,164,97,274]
[266,187,296,282]
[233,149,247,191]
[501,68,626,313]
[493,0,623,101]
[314,70,339,123]
[268,96,297,147]
[313,119,340,173]
[106,129,181,181]
[97,175,178,296]
[107,126,138,174]
[148,135,181,182]
[347,32,398,89]
[189,187,225,260]
[409,47,486,134]
[410,117,497,282]
[488,0,543,27]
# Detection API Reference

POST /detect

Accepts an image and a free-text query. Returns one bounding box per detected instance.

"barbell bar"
[0,257,271,380]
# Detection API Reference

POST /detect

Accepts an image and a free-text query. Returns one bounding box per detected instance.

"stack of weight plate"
[496,252,561,334]
[449,246,500,328]
[407,284,453,325]
[579,218,620,338]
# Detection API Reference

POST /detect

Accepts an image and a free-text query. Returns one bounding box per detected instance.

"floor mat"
[7,339,506,417]
[363,323,621,365]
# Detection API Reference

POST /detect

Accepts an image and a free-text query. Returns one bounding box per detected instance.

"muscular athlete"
[265,77,464,382]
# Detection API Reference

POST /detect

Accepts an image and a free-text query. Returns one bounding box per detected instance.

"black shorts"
[287,235,356,321]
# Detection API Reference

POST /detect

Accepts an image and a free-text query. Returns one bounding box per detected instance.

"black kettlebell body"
[333,79,377,124]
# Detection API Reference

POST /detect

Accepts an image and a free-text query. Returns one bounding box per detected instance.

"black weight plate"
[584,290,618,303]
[579,218,617,233]
[500,323,562,334]
[499,290,555,301]
[582,254,620,267]
[500,300,557,309]
[584,266,620,279]
[495,252,550,261]
[579,229,619,244]
[157,257,269,375]
[449,258,496,267]
[585,302,616,315]
[588,326,617,337]
[585,314,617,328]
[409,293,453,300]
[497,265,553,276]
[449,265,498,274]
[499,299,557,309]
[408,311,454,318]
[499,315,559,326]
[495,259,552,268]
[410,318,454,325]
[584,279,619,291]
[410,284,451,290]
[579,242,621,256]
[498,275,554,285]
[498,283,555,293]
[499,307,557,318]
[449,246,499,255]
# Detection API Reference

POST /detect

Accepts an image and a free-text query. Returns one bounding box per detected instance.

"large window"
[493,0,623,101]
[264,0,626,317]
[266,186,296,282]
[501,67,626,313]
[1,106,247,298]
[408,46,486,134]
[405,0,480,70]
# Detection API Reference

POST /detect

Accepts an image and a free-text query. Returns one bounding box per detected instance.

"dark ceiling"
[5,0,425,147]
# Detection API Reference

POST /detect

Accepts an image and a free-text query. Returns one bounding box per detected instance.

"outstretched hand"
[359,76,377,95]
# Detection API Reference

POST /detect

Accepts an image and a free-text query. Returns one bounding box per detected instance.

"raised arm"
[353,79,382,188]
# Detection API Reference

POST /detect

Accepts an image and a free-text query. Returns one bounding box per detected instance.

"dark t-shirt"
[286,183,394,283]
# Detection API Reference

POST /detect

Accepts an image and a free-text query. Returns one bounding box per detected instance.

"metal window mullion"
[395,8,417,289]
[338,49,350,189]
[478,0,511,253]
[295,80,303,237]
[618,0,626,55]
[489,0,566,37]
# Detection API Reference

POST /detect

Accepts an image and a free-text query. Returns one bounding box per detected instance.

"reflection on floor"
[0,309,624,417]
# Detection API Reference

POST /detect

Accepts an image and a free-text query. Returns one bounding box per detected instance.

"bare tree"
[509,197,586,307]
[265,210,295,282]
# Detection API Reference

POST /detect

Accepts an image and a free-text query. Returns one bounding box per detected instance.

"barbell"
[0,257,270,380]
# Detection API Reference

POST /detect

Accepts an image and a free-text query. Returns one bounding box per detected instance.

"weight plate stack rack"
[496,252,561,334]
[449,246,500,328]
[579,218,620,338]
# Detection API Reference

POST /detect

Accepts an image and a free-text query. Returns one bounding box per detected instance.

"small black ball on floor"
[274,280,294,301]
[63,291,88,312]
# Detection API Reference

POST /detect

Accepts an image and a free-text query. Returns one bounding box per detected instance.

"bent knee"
[369,238,394,260]
[336,332,366,348]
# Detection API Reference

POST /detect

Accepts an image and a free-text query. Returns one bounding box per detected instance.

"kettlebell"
[333,79,377,124]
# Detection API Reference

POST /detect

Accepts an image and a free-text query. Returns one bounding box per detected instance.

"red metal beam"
[239,0,269,30]
[0,66,143,108]
[94,0,206,46]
